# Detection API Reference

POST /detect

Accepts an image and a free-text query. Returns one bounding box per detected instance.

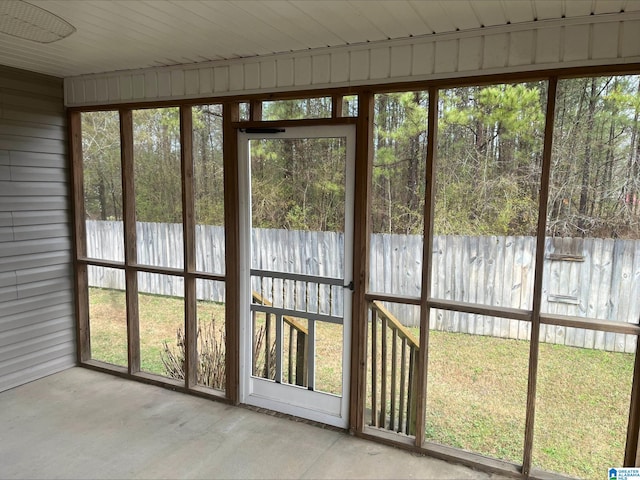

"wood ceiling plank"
[471,0,507,27]
[293,1,385,44]
[501,0,535,24]
[118,0,239,62]
[43,0,216,68]
[206,0,307,54]
[243,1,344,49]
[408,1,456,33]
[28,1,182,70]
[624,0,640,12]
[440,1,482,31]
[594,0,626,14]
[563,0,594,17]
[157,1,251,58]
[348,1,412,39]
[533,0,564,20]
[60,0,223,69]
[376,1,432,37]
[189,0,299,55]
[173,1,265,58]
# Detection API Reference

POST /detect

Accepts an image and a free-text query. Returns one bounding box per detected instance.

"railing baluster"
[371,308,378,427]
[398,337,407,433]
[265,313,271,379]
[305,282,309,313]
[252,289,311,387]
[252,310,257,376]
[408,347,418,436]
[407,347,414,435]
[329,285,333,316]
[282,278,286,310]
[288,324,294,384]
[390,328,398,431]
[307,320,315,390]
[272,276,276,307]
[367,302,420,435]
[275,314,282,383]
[260,276,264,305]
[296,329,307,386]
[380,315,388,428]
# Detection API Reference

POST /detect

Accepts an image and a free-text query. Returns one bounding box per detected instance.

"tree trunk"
[406,92,421,217]
[578,78,598,233]
[627,78,640,221]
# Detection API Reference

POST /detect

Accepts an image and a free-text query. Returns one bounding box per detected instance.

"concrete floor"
[0,368,504,479]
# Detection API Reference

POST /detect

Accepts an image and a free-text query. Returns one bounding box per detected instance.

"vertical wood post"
[288,324,294,384]
[295,330,307,386]
[250,100,262,122]
[350,91,374,432]
[398,338,407,433]
[180,106,197,388]
[223,101,240,402]
[379,316,388,427]
[408,348,418,436]
[332,95,344,118]
[414,86,439,447]
[522,77,557,476]
[371,309,378,427]
[390,329,398,430]
[625,332,640,465]
[120,109,140,374]
[265,313,272,378]
[68,111,90,363]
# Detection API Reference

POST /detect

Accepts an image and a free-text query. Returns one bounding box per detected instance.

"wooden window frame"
[69,63,640,479]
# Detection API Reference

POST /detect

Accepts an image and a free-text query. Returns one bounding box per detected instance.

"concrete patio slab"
[0,368,506,479]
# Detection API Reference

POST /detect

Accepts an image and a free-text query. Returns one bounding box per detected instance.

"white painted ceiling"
[0,0,637,79]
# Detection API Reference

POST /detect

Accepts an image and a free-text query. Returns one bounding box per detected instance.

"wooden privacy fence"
[86,221,640,353]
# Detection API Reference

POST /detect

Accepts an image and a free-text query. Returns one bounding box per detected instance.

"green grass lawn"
[88,288,634,480]
[423,329,634,479]
[88,287,340,392]
[88,287,226,376]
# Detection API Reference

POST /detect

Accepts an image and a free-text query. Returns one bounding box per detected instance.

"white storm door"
[238,125,355,428]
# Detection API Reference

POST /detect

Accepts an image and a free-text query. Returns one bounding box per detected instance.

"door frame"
[237,124,356,428]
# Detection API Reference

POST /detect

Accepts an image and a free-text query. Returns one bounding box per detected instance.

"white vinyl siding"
[0,65,75,392]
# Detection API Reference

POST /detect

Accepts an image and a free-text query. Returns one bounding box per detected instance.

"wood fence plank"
[502,236,515,338]
[451,235,462,333]
[86,221,640,353]
[613,240,630,352]
[485,236,496,337]
[460,235,470,334]
[591,239,606,350]
[468,236,478,335]
[626,241,640,353]
[602,239,616,351]
[444,236,454,331]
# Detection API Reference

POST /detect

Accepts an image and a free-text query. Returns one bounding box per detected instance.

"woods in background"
[81,75,640,240]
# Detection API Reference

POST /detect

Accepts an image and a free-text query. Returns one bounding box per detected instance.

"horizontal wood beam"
[364,292,421,305]
[427,298,532,322]
[234,117,357,129]
[540,314,640,336]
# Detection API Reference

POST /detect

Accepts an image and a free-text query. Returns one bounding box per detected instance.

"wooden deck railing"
[252,291,308,386]
[370,300,419,436]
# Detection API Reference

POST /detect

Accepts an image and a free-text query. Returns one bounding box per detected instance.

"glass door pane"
[240,125,355,428]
